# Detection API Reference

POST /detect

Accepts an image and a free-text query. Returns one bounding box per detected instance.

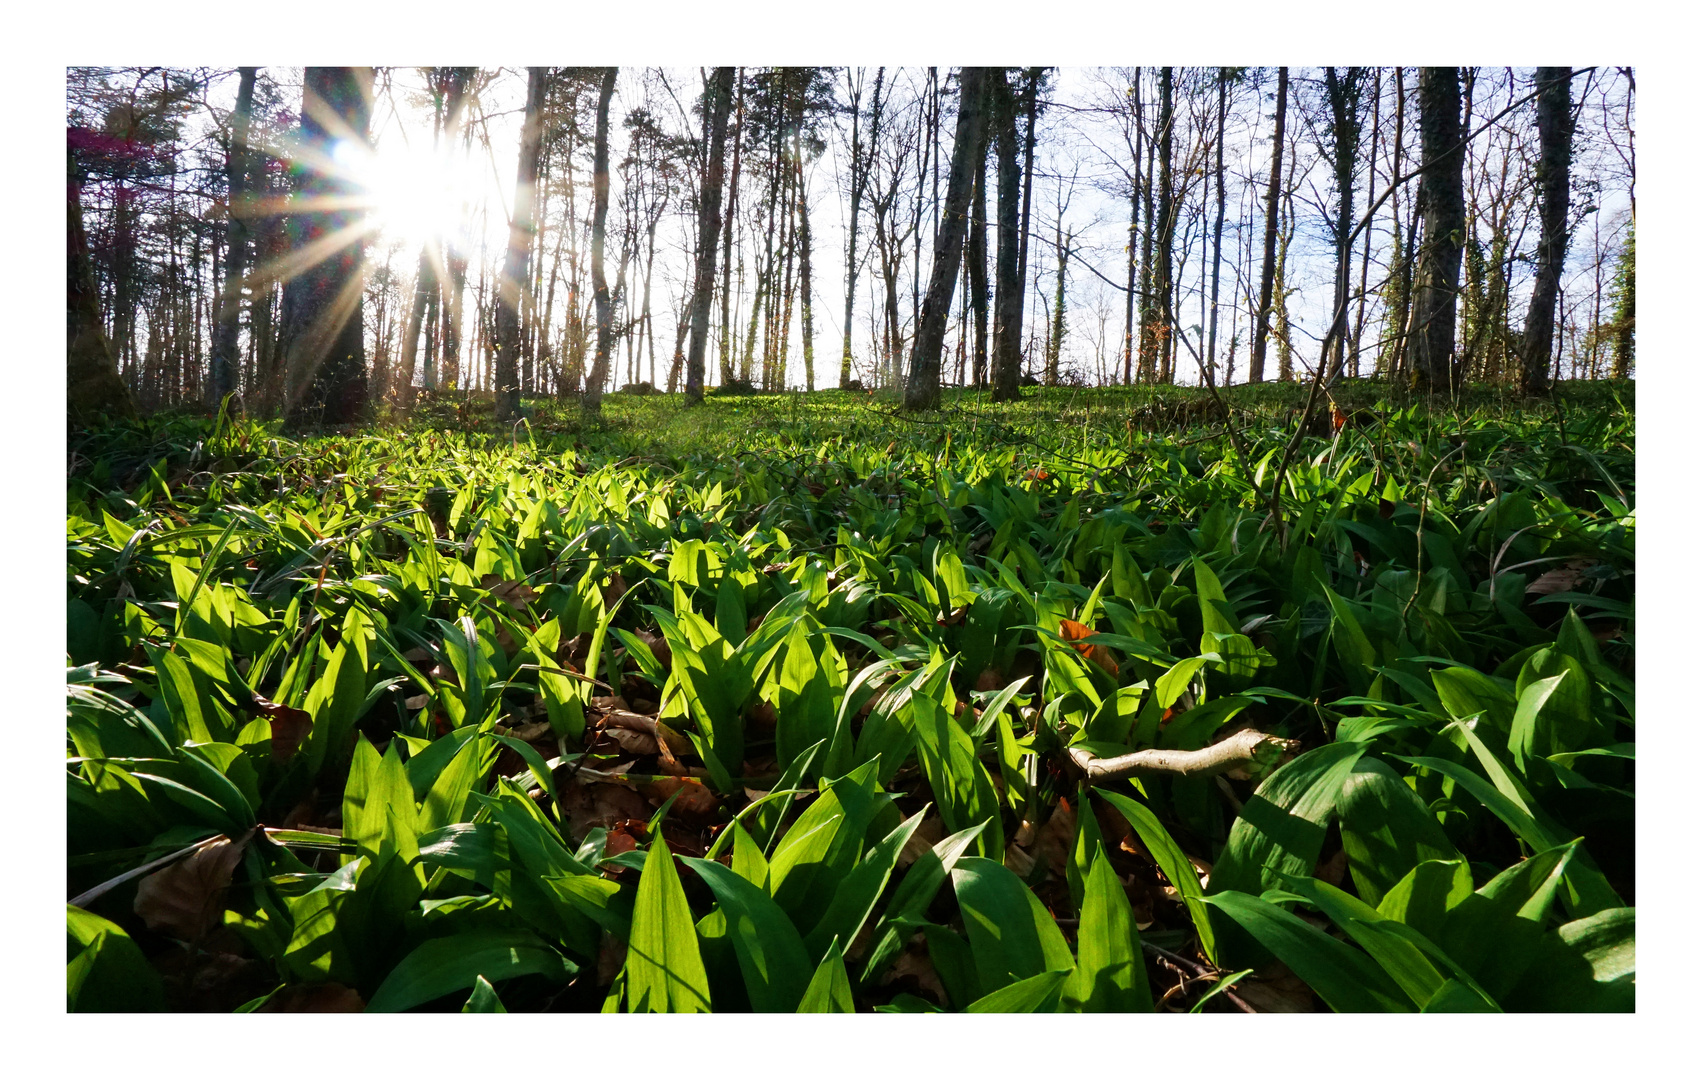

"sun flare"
[332,137,474,252]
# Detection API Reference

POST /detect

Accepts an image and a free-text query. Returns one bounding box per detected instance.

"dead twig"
[1066,728,1297,785]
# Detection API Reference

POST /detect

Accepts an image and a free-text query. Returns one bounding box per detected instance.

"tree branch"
[1066,727,1297,785]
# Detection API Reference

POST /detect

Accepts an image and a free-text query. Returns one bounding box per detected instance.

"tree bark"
[1207,68,1228,385]
[990,70,1024,402]
[282,67,374,429]
[1249,67,1287,384]
[968,152,990,388]
[904,67,989,411]
[67,144,136,422]
[1409,66,1466,392]
[686,67,736,404]
[584,68,619,413]
[1519,68,1572,395]
[209,66,255,407]
[1154,67,1176,384]
[1323,67,1364,382]
[496,67,547,422]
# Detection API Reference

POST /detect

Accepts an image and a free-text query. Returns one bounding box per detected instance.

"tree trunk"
[282,67,374,429]
[1410,66,1466,392]
[440,68,475,392]
[67,147,136,422]
[686,67,736,404]
[1323,67,1364,382]
[584,68,619,413]
[496,67,547,423]
[1207,68,1228,384]
[1519,67,1572,395]
[990,70,1024,402]
[1154,67,1175,384]
[796,119,817,392]
[969,154,990,388]
[719,70,744,386]
[1249,67,1287,384]
[210,66,255,407]
[1016,68,1042,377]
[904,67,989,411]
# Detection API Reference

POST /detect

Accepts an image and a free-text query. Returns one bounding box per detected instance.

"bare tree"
[1249,67,1287,384]
[1519,67,1572,394]
[584,68,619,412]
[905,67,989,411]
[496,67,548,422]
[685,67,735,404]
[1409,66,1466,391]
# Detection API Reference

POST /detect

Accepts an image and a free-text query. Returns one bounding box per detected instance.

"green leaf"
[462,975,507,1013]
[1201,891,1412,1012]
[1210,742,1364,900]
[1155,656,1207,710]
[1096,789,1216,963]
[343,735,421,874]
[1064,846,1151,1011]
[858,820,988,986]
[67,905,164,1012]
[803,807,929,960]
[683,857,812,1012]
[625,833,713,1012]
[912,691,1003,858]
[951,856,1075,994]
[1377,859,1474,945]
[966,968,1070,1013]
[366,929,574,1012]
[1335,757,1458,905]
[1440,839,1579,1000]
[1503,907,1635,1012]
[796,937,855,1013]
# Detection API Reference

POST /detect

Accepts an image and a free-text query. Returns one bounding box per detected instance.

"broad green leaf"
[1377,859,1474,945]
[1503,907,1634,1012]
[1201,891,1411,1013]
[625,833,712,1012]
[796,937,855,1013]
[366,930,573,1012]
[967,968,1070,1013]
[67,905,164,1012]
[1210,742,1364,899]
[1441,840,1579,1000]
[951,856,1075,993]
[683,858,812,1012]
[1335,757,1458,905]
[462,974,507,1013]
[803,807,929,960]
[912,691,1003,858]
[1096,789,1216,963]
[1064,847,1151,1012]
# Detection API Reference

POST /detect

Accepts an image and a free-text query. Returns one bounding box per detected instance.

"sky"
[192,63,1635,393]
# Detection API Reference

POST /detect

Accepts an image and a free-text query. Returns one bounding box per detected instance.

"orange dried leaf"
[133,833,250,942]
[1059,619,1119,676]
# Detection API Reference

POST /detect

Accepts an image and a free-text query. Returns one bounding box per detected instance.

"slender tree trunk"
[1250,67,1287,384]
[1351,68,1381,377]
[969,154,990,387]
[496,67,547,422]
[1519,67,1573,395]
[686,67,736,404]
[842,68,883,389]
[796,121,817,392]
[904,67,989,411]
[719,69,744,386]
[1154,67,1176,384]
[209,66,255,407]
[1410,66,1466,392]
[990,69,1024,402]
[282,67,374,429]
[1323,67,1363,382]
[584,68,619,412]
[1207,68,1228,384]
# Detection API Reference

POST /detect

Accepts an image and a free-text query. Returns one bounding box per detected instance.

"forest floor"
[66,379,1634,1013]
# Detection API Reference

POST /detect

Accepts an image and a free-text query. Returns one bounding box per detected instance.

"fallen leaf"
[1030,798,1076,879]
[1234,961,1315,1013]
[974,667,1004,693]
[898,812,944,868]
[133,833,251,942]
[480,574,538,612]
[251,694,311,762]
[639,775,720,818]
[602,571,629,605]
[936,605,969,628]
[1004,844,1036,877]
[1526,558,1595,597]
[1059,619,1119,676]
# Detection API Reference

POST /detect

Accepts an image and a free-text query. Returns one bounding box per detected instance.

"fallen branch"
[1066,728,1297,786]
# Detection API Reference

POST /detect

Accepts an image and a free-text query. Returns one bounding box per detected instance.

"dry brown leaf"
[604,727,661,756]
[257,983,366,1013]
[639,775,720,818]
[1059,619,1119,676]
[1235,961,1316,1013]
[134,833,251,941]
[250,694,312,762]
[1526,558,1596,597]
[480,574,538,612]
[602,571,629,605]
[885,938,947,1005]
[1003,844,1036,877]
[974,667,1005,693]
